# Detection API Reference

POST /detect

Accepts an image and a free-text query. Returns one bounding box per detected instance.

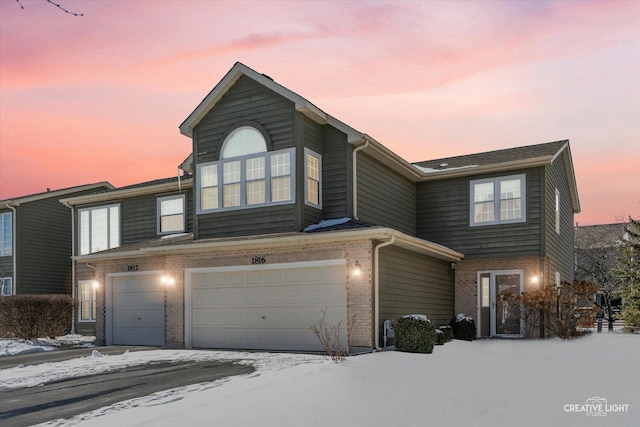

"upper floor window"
[0,277,12,296]
[0,212,12,256]
[197,126,294,213]
[555,188,560,234]
[79,204,120,255]
[305,148,322,208]
[470,174,526,226]
[158,194,186,235]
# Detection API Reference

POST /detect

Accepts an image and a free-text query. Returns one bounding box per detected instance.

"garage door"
[187,260,347,352]
[108,273,165,346]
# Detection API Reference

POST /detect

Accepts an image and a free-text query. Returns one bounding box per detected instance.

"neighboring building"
[66,63,580,349]
[0,183,114,298]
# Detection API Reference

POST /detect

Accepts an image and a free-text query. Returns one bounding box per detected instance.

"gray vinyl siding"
[417,168,543,259]
[379,245,454,344]
[121,192,193,245]
[15,197,73,294]
[194,75,298,239]
[357,153,416,235]
[320,125,351,220]
[544,157,575,282]
[301,115,323,227]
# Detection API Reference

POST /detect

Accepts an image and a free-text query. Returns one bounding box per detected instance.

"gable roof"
[575,222,627,249]
[0,182,114,208]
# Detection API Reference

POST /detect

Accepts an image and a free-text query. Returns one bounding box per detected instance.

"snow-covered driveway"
[1,333,638,426]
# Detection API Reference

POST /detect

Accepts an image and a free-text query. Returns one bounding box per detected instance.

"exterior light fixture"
[161,275,176,286]
[92,280,100,289]
[353,261,362,277]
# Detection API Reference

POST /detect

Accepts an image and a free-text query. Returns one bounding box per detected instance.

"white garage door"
[108,273,165,346]
[187,260,347,352]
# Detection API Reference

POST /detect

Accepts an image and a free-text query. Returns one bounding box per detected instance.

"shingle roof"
[414,140,568,170]
[575,223,627,249]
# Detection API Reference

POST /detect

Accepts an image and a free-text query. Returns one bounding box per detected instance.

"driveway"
[0,347,254,427]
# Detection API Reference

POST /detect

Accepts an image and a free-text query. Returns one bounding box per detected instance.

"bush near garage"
[435,325,454,345]
[394,315,436,354]
[0,295,76,339]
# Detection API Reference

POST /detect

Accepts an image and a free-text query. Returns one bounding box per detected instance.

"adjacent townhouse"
[0,183,113,297]
[64,62,580,350]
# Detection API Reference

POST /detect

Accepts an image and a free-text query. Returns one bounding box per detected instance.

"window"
[78,280,97,321]
[158,195,186,235]
[197,150,295,212]
[555,188,560,234]
[78,204,120,255]
[0,212,12,256]
[470,174,526,226]
[0,278,12,296]
[305,148,322,208]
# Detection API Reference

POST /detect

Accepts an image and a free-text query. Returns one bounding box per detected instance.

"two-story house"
[0,183,113,298]
[67,63,579,350]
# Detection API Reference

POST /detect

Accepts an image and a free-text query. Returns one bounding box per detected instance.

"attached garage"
[106,272,165,346]
[185,260,347,352]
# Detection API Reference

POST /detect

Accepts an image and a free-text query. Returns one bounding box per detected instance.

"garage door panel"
[190,261,347,351]
[110,274,165,346]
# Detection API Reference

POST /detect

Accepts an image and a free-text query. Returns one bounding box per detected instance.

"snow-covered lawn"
[1,333,638,427]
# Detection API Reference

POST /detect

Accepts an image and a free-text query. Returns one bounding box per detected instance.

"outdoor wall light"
[92,280,100,289]
[353,261,362,277]
[161,275,176,286]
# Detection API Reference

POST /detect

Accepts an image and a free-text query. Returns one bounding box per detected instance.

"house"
[65,62,580,350]
[0,183,113,298]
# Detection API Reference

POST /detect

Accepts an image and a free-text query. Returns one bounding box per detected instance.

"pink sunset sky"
[0,0,638,225]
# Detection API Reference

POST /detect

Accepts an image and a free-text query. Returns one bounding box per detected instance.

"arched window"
[221,126,267,159]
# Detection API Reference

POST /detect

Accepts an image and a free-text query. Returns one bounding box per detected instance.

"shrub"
[449,314,476,341]
[438,325,454,343]
[0,295,76,339]
[394,315,436,354]
[309,308,354,363]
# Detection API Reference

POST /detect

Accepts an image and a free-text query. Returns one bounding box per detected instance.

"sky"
[2,333,639,426]
[0,0,638,226]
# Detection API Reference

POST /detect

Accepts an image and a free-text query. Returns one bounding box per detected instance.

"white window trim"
[78,204,121,255]
[77,280,97,322]
[470,174,526,227]
[0,277,13,296]
[157,194,186,235]
[197,148,296,214]
[304,148,322,209]
[555,188,560,234]
[0,212,12,257]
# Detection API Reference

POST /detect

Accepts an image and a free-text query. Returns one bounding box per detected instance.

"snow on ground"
[2,333,639,427]
[0,334,95,356]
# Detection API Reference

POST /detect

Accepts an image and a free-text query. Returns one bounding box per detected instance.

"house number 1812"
[251,257,266,265]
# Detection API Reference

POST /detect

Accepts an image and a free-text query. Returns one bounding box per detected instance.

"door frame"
[477,269,524,338]
[105,270,165,346]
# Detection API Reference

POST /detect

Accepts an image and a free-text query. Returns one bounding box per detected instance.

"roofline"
[60,178,194,207]
[179,62,364,143]
[0,182,114,208]
[72,227,464,263]
[417,155,555,181]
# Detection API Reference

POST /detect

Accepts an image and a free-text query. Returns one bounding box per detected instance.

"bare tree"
[575,223,626,331]
[15,0,84,16]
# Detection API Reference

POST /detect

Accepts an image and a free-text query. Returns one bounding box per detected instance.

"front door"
[478,270,523,337]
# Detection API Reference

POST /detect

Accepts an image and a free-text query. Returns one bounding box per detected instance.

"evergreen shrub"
[449,313,476,341]
[394,315,436,354]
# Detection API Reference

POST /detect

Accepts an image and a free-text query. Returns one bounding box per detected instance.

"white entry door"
[186,260,347,352]
[107,272,165,346]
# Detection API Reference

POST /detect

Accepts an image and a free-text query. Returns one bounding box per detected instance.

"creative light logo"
[564,396,630,417]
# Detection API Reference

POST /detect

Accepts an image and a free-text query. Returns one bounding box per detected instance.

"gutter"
[373,236,395,350]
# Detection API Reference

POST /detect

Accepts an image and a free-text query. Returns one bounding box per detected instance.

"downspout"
[7,204,17,295]
[374,236,395,350]
[352,139,369,220]
[63,201,76,333]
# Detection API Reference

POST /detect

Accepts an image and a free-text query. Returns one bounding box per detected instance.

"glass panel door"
[494,273,522,335]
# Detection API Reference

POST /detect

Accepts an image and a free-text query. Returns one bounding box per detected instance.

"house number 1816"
[251,256,266,265]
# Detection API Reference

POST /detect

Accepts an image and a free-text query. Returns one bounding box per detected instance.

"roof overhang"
[1,182,114,208]
[73,227,463,263]
[61,179,193,207]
